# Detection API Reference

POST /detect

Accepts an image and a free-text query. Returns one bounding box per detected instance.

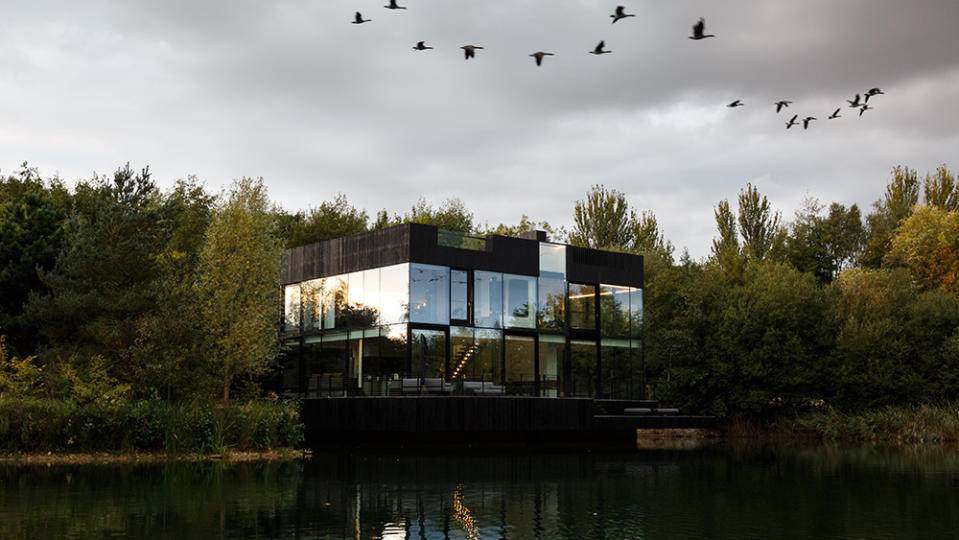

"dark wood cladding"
[281,225,412,284]
[281,223,644,288]
[567,245,643,288]
[409,226,539,276]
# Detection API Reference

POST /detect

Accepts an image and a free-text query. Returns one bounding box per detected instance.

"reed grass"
[0,398,303,454]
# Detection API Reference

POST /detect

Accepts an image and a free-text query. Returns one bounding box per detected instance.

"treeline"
[2,161,958,422]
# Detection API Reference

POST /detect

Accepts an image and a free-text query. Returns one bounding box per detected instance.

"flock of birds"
[731,87,885,130]
[352,3,885,130]
[351,4,716,64]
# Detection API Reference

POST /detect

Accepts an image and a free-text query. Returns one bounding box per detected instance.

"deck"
[301,396,717,444]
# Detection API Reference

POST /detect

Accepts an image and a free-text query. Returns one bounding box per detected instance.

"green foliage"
[195,178,283,404]
[24,164,164,388]
[403,196,475,233]
[483,214,565,241]
[922,164,958,211]
[0,336,45,399]
[787,198,865,283]
[737,182,782,262]
[276,193,369,248]
[0,398,303,453]
[711,198,742,278]
[861,165,920,268]
[0,164,71,354]
[776,402,959,443]
[569,184,634,250]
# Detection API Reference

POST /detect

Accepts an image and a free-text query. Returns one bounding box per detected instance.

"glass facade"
[280,244,643,399]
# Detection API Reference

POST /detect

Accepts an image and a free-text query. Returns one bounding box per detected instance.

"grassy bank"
[730,403,959,444]
[0,398,303,455]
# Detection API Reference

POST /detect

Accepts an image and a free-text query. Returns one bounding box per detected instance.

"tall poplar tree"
[195,178,283,404]
[569,184,634,250]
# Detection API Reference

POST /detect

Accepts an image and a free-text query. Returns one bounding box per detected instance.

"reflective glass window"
[328,275,350,329]
[599,284,631,337]
[629,288,643,338]
[301,279,323,331]
[601,338,631,399]
[505,335,535,395]
[283,285,300,331]
[379,263,410,325]
[379,325,409,390]
[569,283,596,330]
[451,269,469,322]
[474,271,503,328]
[450,327,476,381]
[311,331,348,397]
[475,329,503,383]
[538,334,565,397]
[411,328,447,381]
[570,339,597,397]
[410,264,450,325]
[504,273,536,329]
[537,276,566,331]
[539,243,566,278]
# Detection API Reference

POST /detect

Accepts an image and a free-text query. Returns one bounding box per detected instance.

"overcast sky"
[2,1,957,258]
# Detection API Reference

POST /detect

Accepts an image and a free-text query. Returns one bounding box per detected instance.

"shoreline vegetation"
[0,398,303,457]
[729,402,959,444]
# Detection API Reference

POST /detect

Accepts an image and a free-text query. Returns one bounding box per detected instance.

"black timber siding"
[282,223,644,289]
[567,245,643,289]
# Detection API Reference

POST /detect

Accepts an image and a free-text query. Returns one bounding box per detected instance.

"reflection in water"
[2,444,959,539]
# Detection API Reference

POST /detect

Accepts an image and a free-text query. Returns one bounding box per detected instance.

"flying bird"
[352,12,371,24]
[589,41,612,54]
[413,41,433,51]
[611,6,635,23]
[802,116,816,129]
[847,94,861,108]
[384,0,407,8]
[727,100,744,107]
[864,88,885,103]
[689,18,715,40]
[530,51,555,66]
[859,104,873,116]
[461,45,484,59]
[828,108,841,119]
[775,100,792,113]
[785,114,799,129]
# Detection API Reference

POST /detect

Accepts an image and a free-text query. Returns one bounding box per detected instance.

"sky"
[2,0,958,259]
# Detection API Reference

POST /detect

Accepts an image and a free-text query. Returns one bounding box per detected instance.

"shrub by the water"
[771,402,959,443]
[0,398,303,454]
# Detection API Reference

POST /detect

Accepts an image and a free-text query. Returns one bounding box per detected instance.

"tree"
[276,193,368,248]
[403,197,474,233]
[569,185,633,250]
[885,204,959,295]
[787,198,865,283]
[922,165,958,211]
[737,182,781,262]
[0,164,71,354]
[861,165,920,268]
[195,178,283,404]
[25,164,163,388]
[711,199,742,278]
[483,214,564,241]
[631,210,673,263]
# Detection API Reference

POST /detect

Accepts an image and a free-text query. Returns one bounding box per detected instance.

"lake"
[2,443,957,539]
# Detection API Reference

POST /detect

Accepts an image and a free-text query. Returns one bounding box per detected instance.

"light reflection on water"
[1,443,958,539]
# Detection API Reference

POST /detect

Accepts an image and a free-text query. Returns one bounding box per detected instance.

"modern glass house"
[279,223,644,399]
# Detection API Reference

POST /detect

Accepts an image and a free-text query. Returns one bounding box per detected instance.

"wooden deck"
[301,396,717,444]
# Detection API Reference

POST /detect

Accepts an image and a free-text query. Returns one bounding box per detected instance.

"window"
[537,276,566,331]
[474,270,503,328]
[451,269,470,323]
[569,283,596,330]
[504,273,536,329]
[284,285,300,331]
[410,264,450,325]
[599,284,631,337]
[539,242,566,278]
[379,263,410,325]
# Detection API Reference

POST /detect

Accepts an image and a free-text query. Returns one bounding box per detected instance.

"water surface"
[2,443,957,539]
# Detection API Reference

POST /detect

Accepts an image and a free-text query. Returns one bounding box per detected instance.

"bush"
[0,398,303,454]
